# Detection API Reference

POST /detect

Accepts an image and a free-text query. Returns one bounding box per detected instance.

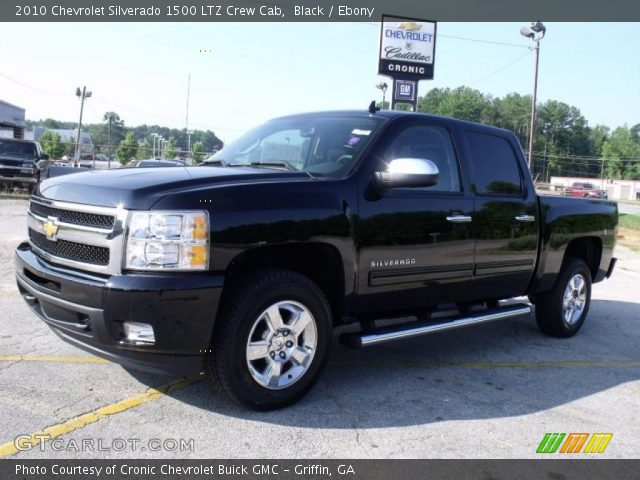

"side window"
[465,131,523,195]
[383,124,462,192]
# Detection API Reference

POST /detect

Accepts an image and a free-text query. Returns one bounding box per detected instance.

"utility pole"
[520,22,546,173]
[74,86,92,168]
[185,73,191,162]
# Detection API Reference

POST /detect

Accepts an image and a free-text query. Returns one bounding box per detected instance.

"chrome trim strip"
[346,304,532,347]
[30,196,123,217]
[28,210,113,234]
[446,215,472,223]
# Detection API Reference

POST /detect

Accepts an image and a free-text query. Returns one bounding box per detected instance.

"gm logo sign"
[394,79,415,101]
[537,433,613,454]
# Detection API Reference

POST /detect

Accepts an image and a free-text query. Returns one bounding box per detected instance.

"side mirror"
[40,153,49,161]
[36,159,49,171]
[375,158,439,189]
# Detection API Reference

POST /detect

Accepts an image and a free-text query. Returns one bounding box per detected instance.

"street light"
[151,133,159,158]
[74,86,92,167]
[376,82,388,110]
[520,21,546,172]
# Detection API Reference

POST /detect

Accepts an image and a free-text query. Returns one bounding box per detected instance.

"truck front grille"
[27,197,126,275]
[29,229,110,266]
[29,202,115,230]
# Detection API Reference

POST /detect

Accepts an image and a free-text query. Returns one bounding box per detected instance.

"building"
[550,176,640,201]
[28,127,95,160]
[0,100,26,139]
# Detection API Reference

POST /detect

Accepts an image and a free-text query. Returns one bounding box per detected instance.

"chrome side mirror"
[375,158,440,189]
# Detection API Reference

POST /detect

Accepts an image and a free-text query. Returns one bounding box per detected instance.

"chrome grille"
[29,229,109,266]
[29,202,115,229]
[27,197,128,275]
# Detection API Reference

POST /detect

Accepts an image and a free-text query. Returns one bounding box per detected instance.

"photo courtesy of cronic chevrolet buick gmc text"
[15,109,618,409]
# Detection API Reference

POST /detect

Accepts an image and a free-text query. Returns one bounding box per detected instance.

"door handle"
[446,215,472,223]
[515,214,535,222]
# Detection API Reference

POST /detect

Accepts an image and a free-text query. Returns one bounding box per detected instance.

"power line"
[0,71,73,97]
[363,22,529,48]
[469,51,531,86]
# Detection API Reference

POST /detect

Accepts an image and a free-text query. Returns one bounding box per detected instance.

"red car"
[564,182,608,199]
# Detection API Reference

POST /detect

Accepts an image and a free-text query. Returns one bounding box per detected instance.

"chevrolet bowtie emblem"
[398,22,422,32]
[42,218,59,240]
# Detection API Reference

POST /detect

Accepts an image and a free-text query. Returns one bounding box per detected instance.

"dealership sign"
[378,16,437,80]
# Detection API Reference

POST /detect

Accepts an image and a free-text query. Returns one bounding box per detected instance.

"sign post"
[378,15,437,111]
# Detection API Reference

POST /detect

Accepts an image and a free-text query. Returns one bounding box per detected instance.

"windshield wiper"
[250,161,297,171]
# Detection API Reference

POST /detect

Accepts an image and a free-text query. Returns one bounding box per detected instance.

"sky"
[0,22,638,143]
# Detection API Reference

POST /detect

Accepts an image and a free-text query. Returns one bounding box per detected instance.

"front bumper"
[15,242,224,376]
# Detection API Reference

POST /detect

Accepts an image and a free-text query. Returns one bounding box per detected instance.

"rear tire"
[206,269,332,410]
[535,257,592,338]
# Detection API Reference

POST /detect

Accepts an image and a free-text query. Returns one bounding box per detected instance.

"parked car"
[564,182,607,199]
[16,109,618,410]
[0,138,48,188]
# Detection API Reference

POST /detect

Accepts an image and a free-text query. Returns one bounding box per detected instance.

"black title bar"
[2,460,640,480]
[4,0,640,21]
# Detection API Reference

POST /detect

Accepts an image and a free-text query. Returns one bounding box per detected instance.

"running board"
[340,303,532,348]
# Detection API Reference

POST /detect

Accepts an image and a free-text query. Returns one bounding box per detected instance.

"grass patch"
[619,214,640,231]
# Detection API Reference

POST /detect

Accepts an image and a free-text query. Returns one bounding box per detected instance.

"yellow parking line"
[331,359,640,369]
[0,374,203,458]
[0,355,108,364]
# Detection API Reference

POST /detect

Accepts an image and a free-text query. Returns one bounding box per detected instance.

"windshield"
[205,114,385,178]
[0,140,37,158]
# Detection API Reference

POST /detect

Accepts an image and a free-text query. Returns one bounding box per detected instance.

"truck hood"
[38,166,312,209]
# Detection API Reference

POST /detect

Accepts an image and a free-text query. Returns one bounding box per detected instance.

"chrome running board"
[340,303,532,348]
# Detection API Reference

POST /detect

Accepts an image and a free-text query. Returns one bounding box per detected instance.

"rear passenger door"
[463,129,539,300]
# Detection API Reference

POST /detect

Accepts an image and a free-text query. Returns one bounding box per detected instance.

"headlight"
[125,211,209,271]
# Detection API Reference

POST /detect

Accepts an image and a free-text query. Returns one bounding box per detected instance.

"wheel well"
[223,243,346,323]
[563,237,602,279]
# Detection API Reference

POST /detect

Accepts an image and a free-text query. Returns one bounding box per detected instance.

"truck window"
[465,131,523,196]
[383,124,461,192]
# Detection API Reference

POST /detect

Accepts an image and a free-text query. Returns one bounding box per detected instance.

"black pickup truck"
[0,138,48,189]
[15,110,618,409]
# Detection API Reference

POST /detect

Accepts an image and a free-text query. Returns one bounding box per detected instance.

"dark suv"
[0,138,48,188]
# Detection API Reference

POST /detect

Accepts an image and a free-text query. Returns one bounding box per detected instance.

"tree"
[103,112,123,167]
[602,126,640,180]
[116,132,138,165]
[39,131,66,160]
[164,137,178,159]
[192,142,205,164]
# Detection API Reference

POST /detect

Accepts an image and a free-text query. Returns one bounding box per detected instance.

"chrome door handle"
[515,214,535,222]
[446,215,472,223]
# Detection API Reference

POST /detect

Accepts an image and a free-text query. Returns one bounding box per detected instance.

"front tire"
[535,257,592,338]
[206,269,332,410]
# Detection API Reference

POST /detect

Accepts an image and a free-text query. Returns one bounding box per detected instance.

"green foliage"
[602,126,640,180]
[619,214,640,231]
[116,132,138,165]
[416,87,639,180]
[192,142,204,164]
[164,137,178,159]
[39,131,66,160]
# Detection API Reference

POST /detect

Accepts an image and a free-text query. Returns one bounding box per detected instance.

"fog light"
[123,322,155,345]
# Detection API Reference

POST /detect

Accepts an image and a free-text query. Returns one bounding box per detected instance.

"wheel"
[206,269,332,410]
[535,257,592,337]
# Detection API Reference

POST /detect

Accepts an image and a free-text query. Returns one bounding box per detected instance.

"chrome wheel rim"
[245,300,317,390]
[562,273,587,325]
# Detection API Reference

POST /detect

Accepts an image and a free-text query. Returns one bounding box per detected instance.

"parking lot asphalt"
[0,199,638,459]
